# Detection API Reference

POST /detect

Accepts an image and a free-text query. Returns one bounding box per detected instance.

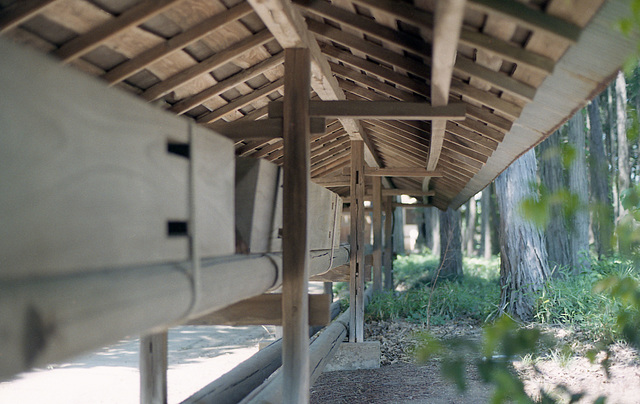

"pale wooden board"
[0,38,233,278]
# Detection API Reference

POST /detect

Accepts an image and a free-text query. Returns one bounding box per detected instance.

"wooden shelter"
[0,0,637,402]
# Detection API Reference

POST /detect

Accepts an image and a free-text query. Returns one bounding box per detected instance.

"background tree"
[588,97,615,257]
[538,130,571,272]
[617,71,631,218]
[439,207,462,280]
[495,149,550,321]
[480,187,492,259]
[463,197,477,256]
[568,111,591,272]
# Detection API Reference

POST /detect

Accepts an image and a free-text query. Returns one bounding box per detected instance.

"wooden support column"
[383,196,394,290]
[372,176,383,293]
[282,47,311,403]
[140,331,168,404]
[349,140,365,342]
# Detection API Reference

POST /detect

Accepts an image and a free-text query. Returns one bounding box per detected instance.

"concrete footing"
[324,341,381,372]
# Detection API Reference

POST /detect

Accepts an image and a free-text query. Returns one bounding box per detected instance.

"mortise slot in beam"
[167,221,188,237]
[269,101,466,120]
[166,142,190,159]
[187,294,331,326]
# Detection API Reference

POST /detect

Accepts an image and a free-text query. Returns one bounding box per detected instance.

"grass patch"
[366,252,500,324]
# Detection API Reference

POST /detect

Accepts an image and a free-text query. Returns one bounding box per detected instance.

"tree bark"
[538,130,571,273]
[587,97,614,257]
[439,207,463,280]
[481,188,492,259]
[490,183,501,256]
[567,111,591,273]
[495,149,550,322]
[616,71,631,217]
[464,198,477,256]
[393,199,405,255]
[432,207,441,258]
[422,207,434,251]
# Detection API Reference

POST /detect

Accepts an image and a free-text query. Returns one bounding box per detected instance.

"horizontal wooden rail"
[0,247,349,381]
[269,101,466,120]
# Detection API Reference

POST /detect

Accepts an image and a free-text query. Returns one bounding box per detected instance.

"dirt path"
[0,325,273,404]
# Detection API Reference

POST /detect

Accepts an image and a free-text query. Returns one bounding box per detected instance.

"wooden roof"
[1,0,635,209]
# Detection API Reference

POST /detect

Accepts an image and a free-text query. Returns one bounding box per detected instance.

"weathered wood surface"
[0,38,234,279]
[188,294,330,326]
[140,331,168,404]
[349,140,366,343]
[281,47,311,404]
[372,177,383,293]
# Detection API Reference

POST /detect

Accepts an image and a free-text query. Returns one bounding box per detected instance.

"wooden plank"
[365,168,442,178]
[188,294,330,326]
[382,189,435,197]
[248,0,384,169]
[140,332,168,404]
[169,53,284,115]
[281,48,311,404]
[312,176,351,187]
[0,38,235,278]
[102,2,254,85]
[53,0,186,63]
[383,196,393,290]
[141,29,273,101]
[309,264,372,282]
[349,140,366,342]
[270,100,466,120]
[197,78,285,124]
[372,177,382,293]
[209,117,325,140]
[466,0,582,43]
[0,0,59,33]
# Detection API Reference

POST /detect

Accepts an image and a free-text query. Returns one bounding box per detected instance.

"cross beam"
[269,101,466,120]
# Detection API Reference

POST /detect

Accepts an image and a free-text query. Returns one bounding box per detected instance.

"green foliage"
[366,254,500,324]
[617,185,640,261]
[520,183,582,230]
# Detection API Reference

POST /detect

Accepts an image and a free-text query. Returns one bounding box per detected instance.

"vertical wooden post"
[282,48,311,403]
[372,176,382,293]
[349,140,365,342]
[140,331,168,404]
[383,196,394,290]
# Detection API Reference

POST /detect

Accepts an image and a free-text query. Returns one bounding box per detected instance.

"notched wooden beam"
[208,117,326,140]
[187,294,331,326]
[269,101,466,120]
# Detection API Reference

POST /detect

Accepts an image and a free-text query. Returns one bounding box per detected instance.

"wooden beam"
[209,117,326,140]
[140,332,168,404]
[383,196,393,290]
[53,0,185,63]
[169,53,284,115]
[270,100,465,120]
[247,0,384,169]
[311,176,350,187]
[141,30,273,101]
[102,2,254,85]
[187,294,330,326]
[0,0,58,33]
[467,0,582,43]
[365,168,442,178]
[309,264,372,282]
[197,79,285,124]
[372,177,382,293]
[349,140,366,342]
[281,47,311,404]
[382,189,435,197]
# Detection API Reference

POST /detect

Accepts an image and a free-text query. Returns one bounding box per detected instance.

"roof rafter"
[0,0,59,33]
[247,0,385,170]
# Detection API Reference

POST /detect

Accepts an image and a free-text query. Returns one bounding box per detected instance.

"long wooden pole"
[140,331,168,404]
[282,47,311,403]
[349,140,365,342]
[383,196,394,290]
[372,176,383,293]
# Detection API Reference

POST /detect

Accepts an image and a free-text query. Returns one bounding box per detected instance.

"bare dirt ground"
[311,319,640,404]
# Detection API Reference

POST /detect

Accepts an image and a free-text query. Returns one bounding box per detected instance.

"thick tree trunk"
[495,150,550,322]
[616,71,630,218]
[422,207,434,251]
[464,197,477,256]
[538,130,571,273]
[490,183,501,256]
[567,111,591,272]
[481,188,492,259]
[587,98,614,257]
[439,207,463,280]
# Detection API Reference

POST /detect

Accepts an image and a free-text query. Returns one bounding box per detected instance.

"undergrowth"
[366,251,500,324]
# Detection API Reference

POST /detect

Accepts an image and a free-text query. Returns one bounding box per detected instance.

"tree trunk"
[432,207,441,258]
[393,199,405,256]
[607,84,619,219]
[538,130,571,273]
[587,97,614,257]
[495,149,550,322]
[616,71,631,218]
[422,207,434,251]
[490,183,501,256]
[465,197,477,256]
[481,188,492,259]
[439,207,463,280]
[567,111,591,272]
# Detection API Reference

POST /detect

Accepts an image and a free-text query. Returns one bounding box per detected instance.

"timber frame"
[1,0,638,403]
